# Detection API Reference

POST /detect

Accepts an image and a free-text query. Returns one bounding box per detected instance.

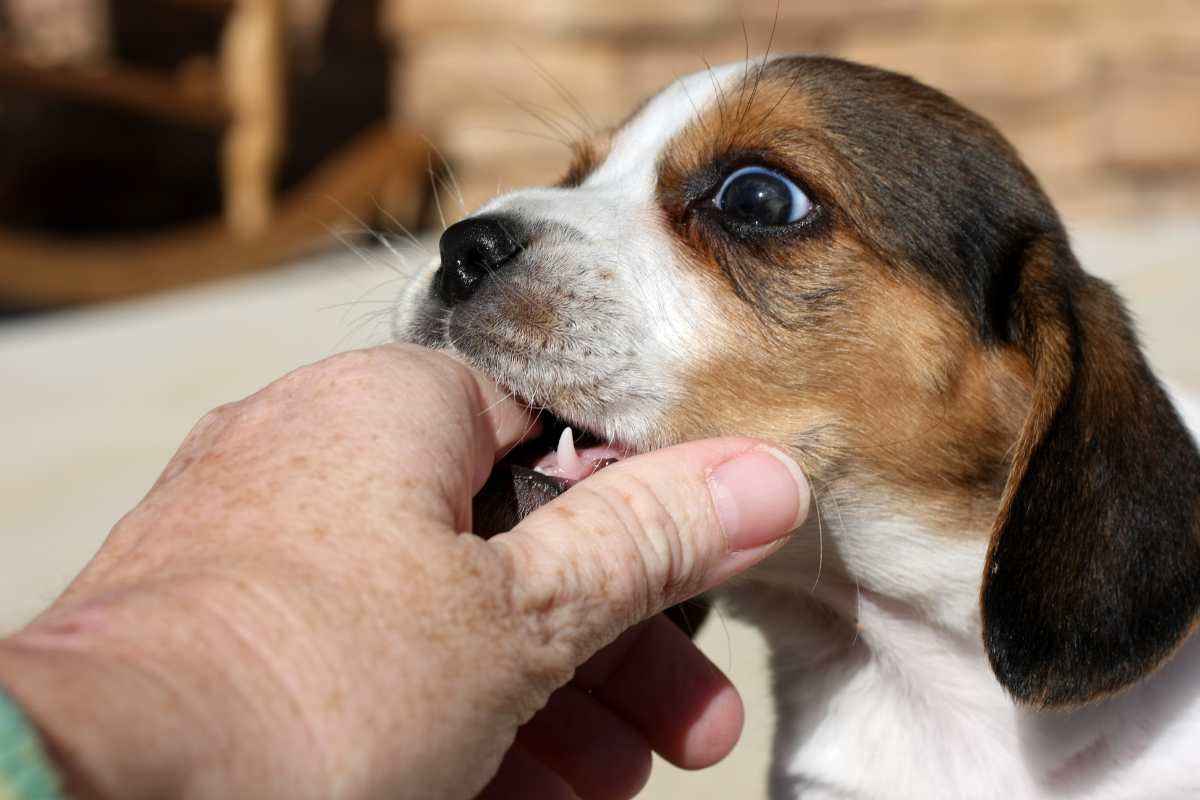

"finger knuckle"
[599,470,696,603]
[496,536,585,686]
[192,402,236,435]
[496,469,705,683]
[295,349,380,390]
[264,349,399,418]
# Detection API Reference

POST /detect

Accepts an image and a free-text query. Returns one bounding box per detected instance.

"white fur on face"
[583,62,747,195]
[393,62,748,449]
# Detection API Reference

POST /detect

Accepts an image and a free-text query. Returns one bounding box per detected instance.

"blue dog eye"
[713,166,812,227]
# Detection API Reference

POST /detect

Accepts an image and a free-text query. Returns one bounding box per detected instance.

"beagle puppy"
[393,56,1200,799]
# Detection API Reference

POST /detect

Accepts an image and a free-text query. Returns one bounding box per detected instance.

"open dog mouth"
[509,411,633,489]
[472,409,634,539]
[474,407,712,638]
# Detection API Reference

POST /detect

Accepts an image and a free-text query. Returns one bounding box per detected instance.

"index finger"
[375,346,542,521]
[428,348,544,492]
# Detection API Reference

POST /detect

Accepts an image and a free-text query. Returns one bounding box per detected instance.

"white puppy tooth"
[558,427,581,473]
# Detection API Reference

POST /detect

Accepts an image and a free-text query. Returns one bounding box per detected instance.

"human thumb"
[490,438,809,667]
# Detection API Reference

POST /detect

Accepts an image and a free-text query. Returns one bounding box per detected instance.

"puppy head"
[395,56,1200,707]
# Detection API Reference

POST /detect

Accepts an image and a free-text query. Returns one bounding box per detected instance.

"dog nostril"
[436,215,522,305]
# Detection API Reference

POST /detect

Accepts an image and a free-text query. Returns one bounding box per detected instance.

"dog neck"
[723,503,1200,800]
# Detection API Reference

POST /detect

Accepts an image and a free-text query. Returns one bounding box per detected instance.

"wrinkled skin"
[0,345,805,800]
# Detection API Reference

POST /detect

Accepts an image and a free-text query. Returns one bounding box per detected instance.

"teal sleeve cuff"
[0,689,64,800]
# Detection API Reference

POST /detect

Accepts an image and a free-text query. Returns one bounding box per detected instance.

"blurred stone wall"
[388,0,1199,224]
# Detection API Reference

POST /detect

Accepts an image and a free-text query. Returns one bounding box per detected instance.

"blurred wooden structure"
[0,128,426,304]
[221,0,286,237]
[9,0,1192,308]
[0,0,428,306]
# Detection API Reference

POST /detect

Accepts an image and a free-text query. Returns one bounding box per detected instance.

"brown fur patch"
[557,139,605,188]
[653,63,1033,539]
[670,257,1030,539]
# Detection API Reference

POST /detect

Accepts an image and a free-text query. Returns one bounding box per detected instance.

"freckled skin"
[1,344,798,800]
[7,348,547,800]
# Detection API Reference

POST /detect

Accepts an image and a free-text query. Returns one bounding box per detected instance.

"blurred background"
[0,0,1197,310]
[1,2,1198,797]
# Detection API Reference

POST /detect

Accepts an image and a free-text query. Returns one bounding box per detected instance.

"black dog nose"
[436,216,521,305]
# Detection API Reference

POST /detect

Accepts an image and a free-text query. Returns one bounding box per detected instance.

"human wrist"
[0,685,65,799]
[0,581,327,800]
[0,634,200,800]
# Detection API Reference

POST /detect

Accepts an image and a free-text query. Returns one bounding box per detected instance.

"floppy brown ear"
[981,235,1200,708]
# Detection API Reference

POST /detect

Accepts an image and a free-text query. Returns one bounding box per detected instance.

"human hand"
[0,345,808,800]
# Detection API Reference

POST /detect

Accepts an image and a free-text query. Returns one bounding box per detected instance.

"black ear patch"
[981,245,1200,707]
